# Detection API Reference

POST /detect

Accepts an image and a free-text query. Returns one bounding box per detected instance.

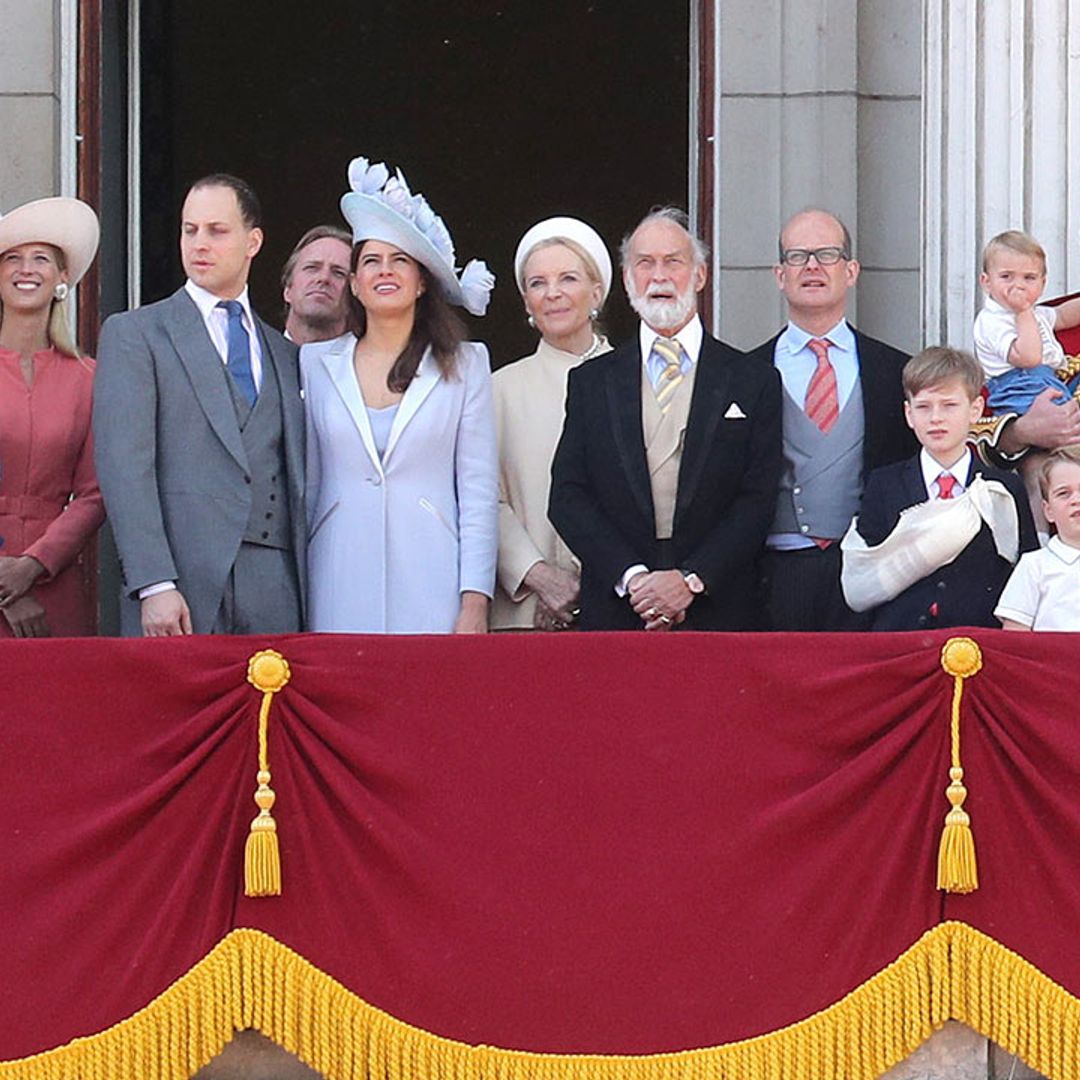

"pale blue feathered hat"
[340,157,495,317]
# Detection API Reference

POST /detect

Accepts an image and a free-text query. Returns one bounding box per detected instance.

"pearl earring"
[589,308,599,321]
[53,282,69,302]
[526,314,536,329]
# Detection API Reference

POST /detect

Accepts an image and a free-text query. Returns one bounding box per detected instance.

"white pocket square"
[724,402,747,419]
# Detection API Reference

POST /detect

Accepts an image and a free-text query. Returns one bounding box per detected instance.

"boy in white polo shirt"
[997,446,1080,630]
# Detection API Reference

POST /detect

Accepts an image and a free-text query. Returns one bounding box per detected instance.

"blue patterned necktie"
[218,300,257,406]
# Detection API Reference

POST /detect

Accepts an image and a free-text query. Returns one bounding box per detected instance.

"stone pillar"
[0,0,75,209]
[709,0,921,352]
[923,0,1080,351]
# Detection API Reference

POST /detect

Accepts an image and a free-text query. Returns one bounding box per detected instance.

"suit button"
[269,493,276,502]
[244,475,251,484]
[796,507,804,514]
[937,581,947,590]
[265,512,273,520]
[793,486,801,495]
[800,524,810,534]
[261,531,270,540]
[370,476,382,486]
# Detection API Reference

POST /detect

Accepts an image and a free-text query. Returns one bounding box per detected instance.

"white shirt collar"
[782,317,855,355]
[920,447,971,497]
[1048,534,1080,564]
[184,279,255,327]
[639,313,704,366]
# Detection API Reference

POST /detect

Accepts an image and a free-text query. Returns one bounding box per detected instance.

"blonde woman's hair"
[519,237,604,291]
[0,243,82,358]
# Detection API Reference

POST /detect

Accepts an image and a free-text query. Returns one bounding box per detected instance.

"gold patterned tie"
[652,337,685,414]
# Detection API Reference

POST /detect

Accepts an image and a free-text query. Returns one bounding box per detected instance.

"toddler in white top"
[997,447,1080,630]
[973,230,1080,415]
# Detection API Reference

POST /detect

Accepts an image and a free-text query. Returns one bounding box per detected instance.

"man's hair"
[1038,445,1080,500]
[619,206,709,270]
[280,224,353,291]
[777,208,853,262]
[186,173,262,229]
[902,346,985,401]
[982,230,1046,274]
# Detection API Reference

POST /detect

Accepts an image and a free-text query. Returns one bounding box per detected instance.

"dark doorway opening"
[138,1,690,365]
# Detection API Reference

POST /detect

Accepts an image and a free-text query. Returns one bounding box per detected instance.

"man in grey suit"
[94,174,305,636]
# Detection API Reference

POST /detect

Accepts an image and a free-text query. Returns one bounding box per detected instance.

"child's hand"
[1002,284,1036,313]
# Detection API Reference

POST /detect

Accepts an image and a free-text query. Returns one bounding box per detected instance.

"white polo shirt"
[994,535,1080,630]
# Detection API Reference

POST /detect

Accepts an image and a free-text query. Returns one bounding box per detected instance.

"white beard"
[627,279,698,332]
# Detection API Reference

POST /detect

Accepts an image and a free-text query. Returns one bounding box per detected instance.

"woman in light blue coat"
[301,157,497,633]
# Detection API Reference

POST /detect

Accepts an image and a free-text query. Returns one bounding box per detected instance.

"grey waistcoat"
[770,382,865,541]
[227,361,293,550]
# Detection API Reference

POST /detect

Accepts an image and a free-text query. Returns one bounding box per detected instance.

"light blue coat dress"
[301,334,497,633]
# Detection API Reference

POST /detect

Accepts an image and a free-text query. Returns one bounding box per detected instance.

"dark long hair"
[348,243,466,392]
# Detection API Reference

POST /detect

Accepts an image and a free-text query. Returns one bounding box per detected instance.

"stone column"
[0,1,78,209]
[708,0,921,352]
[923,0,1080,350]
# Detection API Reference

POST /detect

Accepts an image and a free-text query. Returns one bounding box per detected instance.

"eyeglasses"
[780,247,849,266]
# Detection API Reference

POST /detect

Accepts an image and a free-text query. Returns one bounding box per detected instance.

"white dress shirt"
[920,447,971,499]
[183,279,264,391]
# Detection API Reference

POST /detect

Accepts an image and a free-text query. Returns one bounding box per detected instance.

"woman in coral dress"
[0,197,104,637]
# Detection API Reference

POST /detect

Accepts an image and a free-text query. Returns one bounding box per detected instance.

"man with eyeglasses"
[747,208,915,631]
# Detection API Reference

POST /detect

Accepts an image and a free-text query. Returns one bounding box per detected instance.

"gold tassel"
[244,650,292,897]
[937,638,982,893]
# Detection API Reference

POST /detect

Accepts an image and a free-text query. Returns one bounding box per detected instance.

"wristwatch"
[683,571,706,595]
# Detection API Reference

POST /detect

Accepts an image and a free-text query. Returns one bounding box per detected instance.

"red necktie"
[937,473,957,500]
[805,338,839,433]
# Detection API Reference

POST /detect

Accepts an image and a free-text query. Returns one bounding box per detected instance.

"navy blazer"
[549,330,782,630]
[855,455,1038,631]
[746,327,916,475]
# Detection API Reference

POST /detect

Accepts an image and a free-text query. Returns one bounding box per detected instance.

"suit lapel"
[163,289,248,470]
[384,349,440,464]
[320,339,383,475]
[675,335,730,523]
[901,455,928,505]
[605,341,653,523]
[855,329,889,470]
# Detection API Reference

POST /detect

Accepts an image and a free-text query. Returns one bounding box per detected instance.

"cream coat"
[492,336,609,629]
[302,333,497,633]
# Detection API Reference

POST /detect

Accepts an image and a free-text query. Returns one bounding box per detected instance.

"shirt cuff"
[615,564,649,597]
[139,581,178,600]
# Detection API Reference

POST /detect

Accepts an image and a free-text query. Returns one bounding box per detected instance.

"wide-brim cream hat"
[0,197,100,285]
[340,157,494,317]
[514,217,612,303]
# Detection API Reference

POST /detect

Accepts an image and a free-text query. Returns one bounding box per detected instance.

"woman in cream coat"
[492,218,612,631]
[302,157,497,633]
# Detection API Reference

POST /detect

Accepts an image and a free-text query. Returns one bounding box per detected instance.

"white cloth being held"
[840,476,1020,612]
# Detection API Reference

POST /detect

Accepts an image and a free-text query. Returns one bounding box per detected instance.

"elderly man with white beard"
[549,207,782,630]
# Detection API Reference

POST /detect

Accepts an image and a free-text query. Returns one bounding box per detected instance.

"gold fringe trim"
[3,922,1079,1080]
[937,637,983,893]
[244,650,291,897]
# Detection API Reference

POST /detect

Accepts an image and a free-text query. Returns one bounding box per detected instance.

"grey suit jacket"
[94,286,306,634]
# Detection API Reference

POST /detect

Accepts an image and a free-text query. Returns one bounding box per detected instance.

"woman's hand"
[453,591,490,634]
[523,562,580,625]
[2,594,51,638]
[0,555,45,607]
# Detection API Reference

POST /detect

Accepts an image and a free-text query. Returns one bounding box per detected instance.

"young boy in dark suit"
[842,347,1038,630]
